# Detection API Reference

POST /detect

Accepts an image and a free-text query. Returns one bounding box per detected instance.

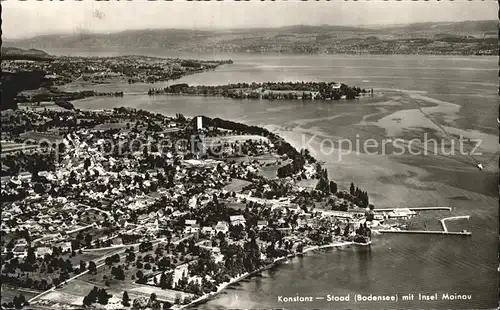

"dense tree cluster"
[83,286,111,306]
[349,182,369,208]
[1,245,82,291]
[312,165,372,211]
[111,265,125,280]
[2,294,28,309]
[315,167,338,195]
[151,81,367,101]
[105,254,120,266]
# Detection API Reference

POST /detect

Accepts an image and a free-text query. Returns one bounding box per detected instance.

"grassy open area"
[224,179,251,193]
[63,251,115,267]
[19,103,70,112]
[19,131,63,142]
[93,122,130,130]
[296,178,318,189]
[39,290,81,305]
[257,165,280,179]
[74,240,198,302]
[1,142,38,153]
[227,201,247,211]
[1,285,41,304]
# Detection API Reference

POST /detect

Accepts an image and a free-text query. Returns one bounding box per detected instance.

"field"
[296,178,318,189]
[93,122,129,130]
[257,157,290,179]
[1,141,39,153]
[73,240,198,302]
[257,165,280,179]
[35,244,198,308]
[227,201,247,211]
[19,103,69,112]
[1,285,40,304]
[64,248,123,267]
[38,277,193,305]
[224,179,251,193]
[19,131,63,142]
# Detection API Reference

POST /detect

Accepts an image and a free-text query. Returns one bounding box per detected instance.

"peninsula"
[1,107,376,310]
[1,49,233,110]
[2,48,371,112]
[1,49,472,310]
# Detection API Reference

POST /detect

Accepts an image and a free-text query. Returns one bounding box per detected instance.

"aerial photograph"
[1,1,498,310]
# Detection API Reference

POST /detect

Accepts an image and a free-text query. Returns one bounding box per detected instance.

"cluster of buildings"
[189,36,496,56]
[1,55,232,87]
[0,107,383,308]
[1,108,297,256]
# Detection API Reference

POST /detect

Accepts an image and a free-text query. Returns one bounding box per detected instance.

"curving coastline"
[175,241,371,309]
[2,107,373,309]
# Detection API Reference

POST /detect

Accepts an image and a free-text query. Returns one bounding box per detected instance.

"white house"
[35,246,53,258]
[58,241,73,253]
[230,215,246,227]
[12,245,27,258]
[215,221,229,235]
[201,226,215,236]
[387,208,416,220]
[188,196,198,209]
[184,220,199,234]
[331,83,342,90]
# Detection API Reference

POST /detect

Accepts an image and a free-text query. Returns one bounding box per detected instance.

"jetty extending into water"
[373,215,472,236]
[440,215,471,232]
[374,207,452,212]
[373,230,471,236]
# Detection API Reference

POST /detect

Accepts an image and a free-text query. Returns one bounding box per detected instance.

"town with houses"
[0,105,422,310]
[2,53,232,86]
[0,8,492,310]
[1,53,233,111]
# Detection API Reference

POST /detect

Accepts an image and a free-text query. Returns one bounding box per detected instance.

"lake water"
[58,50,498,309]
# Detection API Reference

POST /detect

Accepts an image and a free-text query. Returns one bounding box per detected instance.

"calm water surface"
[64,51,498,309]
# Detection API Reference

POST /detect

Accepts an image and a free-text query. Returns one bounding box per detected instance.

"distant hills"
[1,47,55,110]
[1,47,54,60]
[3,20,498,55]
[375,20,498,33]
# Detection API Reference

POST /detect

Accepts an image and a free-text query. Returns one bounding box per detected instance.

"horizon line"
[3,19,496,41]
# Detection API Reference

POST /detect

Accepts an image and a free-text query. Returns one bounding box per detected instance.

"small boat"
[477,163,484,171]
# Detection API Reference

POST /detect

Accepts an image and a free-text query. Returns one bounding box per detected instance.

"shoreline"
[35,48,498,58]
[146,92,373,101]
[174,241,371,309]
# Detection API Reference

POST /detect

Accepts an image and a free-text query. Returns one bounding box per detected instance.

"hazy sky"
[3,1,497,38]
